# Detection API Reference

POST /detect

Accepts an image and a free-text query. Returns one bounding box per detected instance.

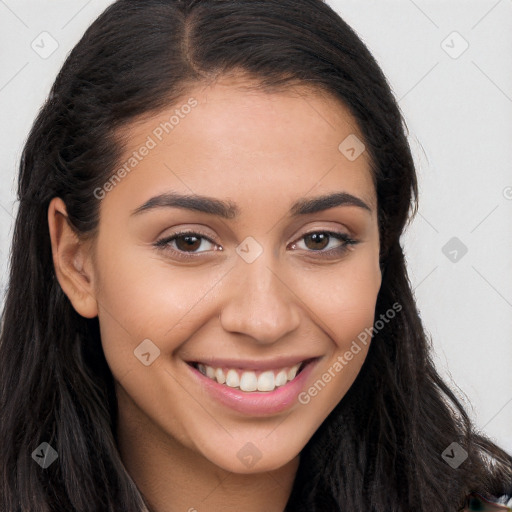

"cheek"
[94,246,227,372]
[299,254,381,348]
[294,258,380,420]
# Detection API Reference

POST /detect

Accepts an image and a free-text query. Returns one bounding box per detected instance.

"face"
[79,77,381,473]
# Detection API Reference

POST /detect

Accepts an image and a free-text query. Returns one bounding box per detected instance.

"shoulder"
[461,492,512,511]
[497,495,512,508]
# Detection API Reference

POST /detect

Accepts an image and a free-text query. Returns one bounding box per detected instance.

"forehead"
[108,76,376,214]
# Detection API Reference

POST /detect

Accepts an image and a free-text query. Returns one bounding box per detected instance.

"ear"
[47,197,98,319]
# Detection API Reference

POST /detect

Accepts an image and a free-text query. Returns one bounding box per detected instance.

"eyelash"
[153,229,359,261]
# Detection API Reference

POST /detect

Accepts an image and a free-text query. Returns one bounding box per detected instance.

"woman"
[0,0,511,510]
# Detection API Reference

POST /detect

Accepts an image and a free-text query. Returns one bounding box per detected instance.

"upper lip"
[186,355,320,371]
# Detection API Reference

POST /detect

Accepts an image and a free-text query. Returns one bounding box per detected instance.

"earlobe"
[47,197,98,319]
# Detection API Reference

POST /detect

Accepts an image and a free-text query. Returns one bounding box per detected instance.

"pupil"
[176,235,201,252]
[306,233,329,250]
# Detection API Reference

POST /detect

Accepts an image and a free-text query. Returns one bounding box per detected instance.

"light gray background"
[1,0,511,454]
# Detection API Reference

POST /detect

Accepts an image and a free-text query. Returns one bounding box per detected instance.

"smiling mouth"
[187,359,314,393]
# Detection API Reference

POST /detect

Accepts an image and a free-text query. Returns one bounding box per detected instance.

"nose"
[219,253,301,345]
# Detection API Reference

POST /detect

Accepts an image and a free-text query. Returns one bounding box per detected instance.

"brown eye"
[154,231,218,256]
[303,232,330,251]
[291,230,359,259]
[174,234,202,252]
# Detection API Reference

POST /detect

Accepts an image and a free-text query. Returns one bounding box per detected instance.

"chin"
[198,440,302,475]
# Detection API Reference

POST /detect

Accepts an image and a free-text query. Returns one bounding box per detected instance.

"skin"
[48,75,382,512]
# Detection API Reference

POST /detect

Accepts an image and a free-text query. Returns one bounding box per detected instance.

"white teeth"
[274,369,288,387]
[215,368,226,384]
[287,365,299,380]
[194,362,303,392]
[240,371,258,392]
[225,369,239,388]
[257,371,275,391]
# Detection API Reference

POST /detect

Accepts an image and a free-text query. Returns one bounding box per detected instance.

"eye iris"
[304,232,330,251]
[175,235,201,252]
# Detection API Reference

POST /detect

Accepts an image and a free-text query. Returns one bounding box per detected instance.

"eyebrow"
[130,191,372,219]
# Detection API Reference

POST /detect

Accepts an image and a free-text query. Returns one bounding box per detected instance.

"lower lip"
[187,359,319,416]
